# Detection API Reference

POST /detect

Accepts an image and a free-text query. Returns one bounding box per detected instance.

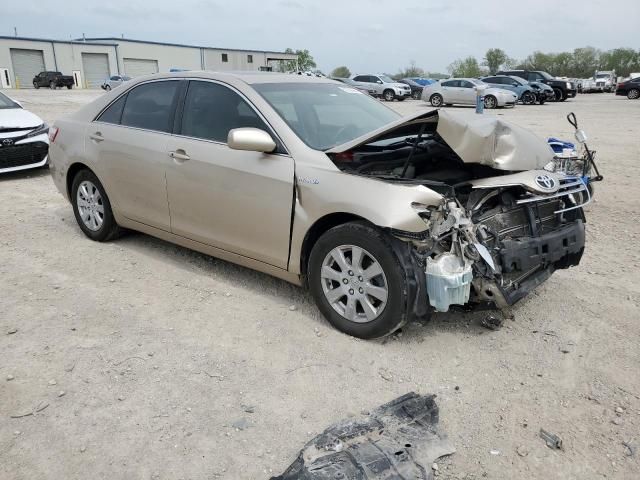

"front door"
[165,80,294,269]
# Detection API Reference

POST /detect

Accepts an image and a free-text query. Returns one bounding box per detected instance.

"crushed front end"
[412,171,588,312]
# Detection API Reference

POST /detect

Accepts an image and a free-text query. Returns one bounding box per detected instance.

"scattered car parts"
[271,392,455,480]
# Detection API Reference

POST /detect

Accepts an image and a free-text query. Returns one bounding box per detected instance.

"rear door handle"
[169,150,190,161]
[89,132,104,142]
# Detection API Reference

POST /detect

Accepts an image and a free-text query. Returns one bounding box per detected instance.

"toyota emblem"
[535,174,556,190]
[2,138,14,147]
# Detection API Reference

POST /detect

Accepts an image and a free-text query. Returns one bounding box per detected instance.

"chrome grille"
[516,176,591,213]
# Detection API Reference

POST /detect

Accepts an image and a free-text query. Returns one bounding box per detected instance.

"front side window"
[0,92,20,109]
[180,81,269,143]
[441,80,457,87]
[255,82,400,151]
[460,81,475,89]
[120,81,180,133]
[110,76,120,81]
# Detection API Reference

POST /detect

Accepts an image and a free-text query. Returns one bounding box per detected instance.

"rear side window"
[180,80,269,143]
[441,80,457,87]
[97,95,127,124]
[120,81,180,133]
[353,76,367,82]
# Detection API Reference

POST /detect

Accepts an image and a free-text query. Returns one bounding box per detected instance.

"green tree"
[483,48,508,74]
[278,48,317,72]
[570,47,600,77]
[448,56,486,77]
[330,66,351,78]
[395,60,424,79]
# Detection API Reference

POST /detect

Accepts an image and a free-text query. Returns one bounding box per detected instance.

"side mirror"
[377,80,383,84]
[228,128,276,153]
[512,83,519,87]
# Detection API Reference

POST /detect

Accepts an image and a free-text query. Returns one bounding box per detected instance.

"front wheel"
[33,82,40,89]
[628,88,640,99]
[412,91,421,100]
[522,91,535,105]
[484,95,497,109]
[71,169,122,242]
[67,84,73,89]
[383,89,395,102]
[308,222,409,339]
[553,87,564,101]
[430,93,443,107]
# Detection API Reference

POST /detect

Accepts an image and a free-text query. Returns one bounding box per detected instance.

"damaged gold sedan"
[48,72,591,338]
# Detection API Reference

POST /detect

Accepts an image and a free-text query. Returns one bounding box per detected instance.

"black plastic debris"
[271,392,455,480]
[481,315,503,331]
[540,429,563,450]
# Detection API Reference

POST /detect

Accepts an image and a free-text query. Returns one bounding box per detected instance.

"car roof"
[123,70,337,86]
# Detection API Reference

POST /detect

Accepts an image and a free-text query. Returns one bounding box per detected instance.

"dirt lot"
[1,89,639,480]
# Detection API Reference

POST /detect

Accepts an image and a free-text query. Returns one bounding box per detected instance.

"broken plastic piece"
[540,429,563,450]
[271,392,455,480]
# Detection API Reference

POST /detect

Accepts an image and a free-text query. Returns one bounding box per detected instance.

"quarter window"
[97,94,127,124]
[180,81,269,143]
[120,80,180,133]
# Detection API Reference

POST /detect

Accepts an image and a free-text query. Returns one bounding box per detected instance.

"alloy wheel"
[484,96,497,109]
[431,94,443,107]
[76,180,105,231]
[628,89,639,99]
[320,245,388,323]
[383,90,395,102]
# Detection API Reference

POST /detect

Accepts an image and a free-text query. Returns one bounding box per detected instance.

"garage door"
[124,59,159,78]
[10,49,45,89]
[81,53,110,89]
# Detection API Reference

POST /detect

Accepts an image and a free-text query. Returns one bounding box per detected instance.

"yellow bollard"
[16,78,20,89]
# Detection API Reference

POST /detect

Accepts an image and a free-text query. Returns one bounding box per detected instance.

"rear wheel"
[105,85,111,91]
[308,222,409,339]
[484,95,497,109]
[383,89,395,102]
[412,90,421,100]
[67,84,73,89]
[628,88,640,99]
[33,82,40,89]
[430,93,443,107]
[71,169,122,242]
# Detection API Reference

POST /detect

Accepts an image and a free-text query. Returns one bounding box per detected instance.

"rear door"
[88,79,182,230]
[458,80,476,104]
[440,80,459,103]
[164,79,294,268]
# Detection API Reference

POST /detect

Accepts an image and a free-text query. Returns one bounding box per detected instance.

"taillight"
[49,126,59,143]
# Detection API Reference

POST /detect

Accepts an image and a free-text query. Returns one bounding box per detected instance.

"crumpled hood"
[0,108,43,130]
[327,109,555,171]
[435,109,554,170]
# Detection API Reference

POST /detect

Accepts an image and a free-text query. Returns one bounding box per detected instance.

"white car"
[421,78,517,109]
[0,92,49,173]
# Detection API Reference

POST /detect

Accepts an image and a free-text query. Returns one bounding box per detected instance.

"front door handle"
[89,132,104,142]
[169,150,190,161]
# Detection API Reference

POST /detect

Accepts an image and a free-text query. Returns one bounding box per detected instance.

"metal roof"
[78,37,297,56]
[0,35,116,47]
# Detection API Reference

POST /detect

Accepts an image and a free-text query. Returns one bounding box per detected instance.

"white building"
[0,35,298,89]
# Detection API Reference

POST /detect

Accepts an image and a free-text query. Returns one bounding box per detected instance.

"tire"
[50,81,57,90]
[33,82,40,89]
[71,169,122,242]
[308,222,409,339]
[383,89,395,102]
[553,87,563,102]
[484,95,497,109]
[67,84,73,89]
[105,85,111,91]
[521,91,535,105]
[539,96,545,105]
[628,88,640,99]
[397,97,406,102]
[412,91,421,100]
[430,93,443,107]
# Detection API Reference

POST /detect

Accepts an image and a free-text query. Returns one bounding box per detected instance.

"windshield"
[379,75,395,83]
[538,71,554,80]
[0,92,20,109]
[254,83,401,151]
[596,73,610,78]
[509,76,527,86]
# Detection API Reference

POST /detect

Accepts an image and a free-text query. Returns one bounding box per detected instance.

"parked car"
[615,77,640,99]
[331,77,373,95]
[580,78,598,93]
[101,75,132,91]
[351,74,412,101]
[0,91,49,173]
[527,80,555,103]
[407,78,435,87]
[32,71,74,90]
[421,78,517,108]
[48,72,589,338]
[497,69,576,101]
[481,75,537,104]
[397,78,424,99]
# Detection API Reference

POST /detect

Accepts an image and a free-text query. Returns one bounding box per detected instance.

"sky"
[2,0,639,74]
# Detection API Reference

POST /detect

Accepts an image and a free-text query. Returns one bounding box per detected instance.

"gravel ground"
[1,89,639,480]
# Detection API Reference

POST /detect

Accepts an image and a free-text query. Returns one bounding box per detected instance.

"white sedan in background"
[421,78,517,109]
[0,91,49,174]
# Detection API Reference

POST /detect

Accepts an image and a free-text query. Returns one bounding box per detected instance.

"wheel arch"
[299,212,370,287]
[66,162,96,200]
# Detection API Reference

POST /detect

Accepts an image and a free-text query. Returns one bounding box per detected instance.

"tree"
[330,66,351,78]
[278,48,317,72]
[448,56,486,78]
[483,48,508,74]
[394,61,424,79]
